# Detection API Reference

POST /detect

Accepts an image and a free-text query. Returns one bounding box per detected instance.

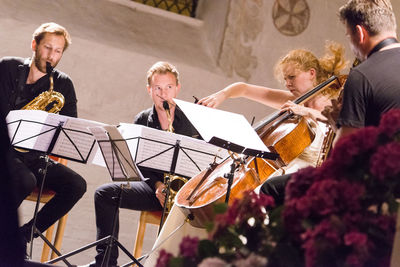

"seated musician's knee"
[70,173,87,200]
[94,183,116,205]
[18,172,36,200]
[260,174,292,207]
[8,161,36,205]
[56,166,87,200]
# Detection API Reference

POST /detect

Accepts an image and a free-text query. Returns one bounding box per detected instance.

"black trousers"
[260,173,292,207]
[8,150,86,239]
[94,181,162,266]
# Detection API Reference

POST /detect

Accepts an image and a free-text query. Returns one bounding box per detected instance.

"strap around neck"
[368,37,398,58]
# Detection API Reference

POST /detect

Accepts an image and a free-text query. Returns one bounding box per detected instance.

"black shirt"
[0,57,78,118]
[338,48,400,127]
[134,105,200,138]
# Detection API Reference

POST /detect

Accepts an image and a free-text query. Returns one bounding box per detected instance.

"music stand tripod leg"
[101,183,143,267]
[28,155,49,259]
[27,155,74,266]
[224,160,238,203]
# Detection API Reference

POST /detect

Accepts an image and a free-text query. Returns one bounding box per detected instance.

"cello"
[176,75,346,228]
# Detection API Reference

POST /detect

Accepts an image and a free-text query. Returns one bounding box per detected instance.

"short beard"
[33,52,46,73]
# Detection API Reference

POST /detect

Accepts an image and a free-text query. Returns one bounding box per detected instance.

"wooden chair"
[25,156,68,263]
[132,210,163,259]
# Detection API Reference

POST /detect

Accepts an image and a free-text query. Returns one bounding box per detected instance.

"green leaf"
[198,239,218,259]
[213,202,228,214]
[205,221,214,233]
[169,256,184,267]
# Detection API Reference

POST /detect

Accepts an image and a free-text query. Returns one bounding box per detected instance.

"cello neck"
[253,75,339,132]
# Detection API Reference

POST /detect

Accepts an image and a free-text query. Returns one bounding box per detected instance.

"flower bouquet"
[156,109,400,267]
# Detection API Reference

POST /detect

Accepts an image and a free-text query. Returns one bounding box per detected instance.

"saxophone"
[162,100,188,216]
[16,63,65,153]
[22,62,65,113]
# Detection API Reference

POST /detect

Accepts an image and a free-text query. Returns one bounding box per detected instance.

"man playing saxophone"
[0,22,86,256]
[87,61,199,267]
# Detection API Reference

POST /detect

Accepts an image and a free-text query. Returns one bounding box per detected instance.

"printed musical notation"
[109,123,228,178]
[6,110,104,163]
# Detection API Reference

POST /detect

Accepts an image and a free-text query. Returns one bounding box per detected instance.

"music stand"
[115,123,229,228]
[98,123,227,267]
[6,110,100,266]
[47,125,144,267]
[173,99,279,204]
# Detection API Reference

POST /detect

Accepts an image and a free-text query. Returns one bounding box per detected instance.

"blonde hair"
[147,61,180,86]
[339,0,396,36]
[32,22,71,51]
[275,42,347,85]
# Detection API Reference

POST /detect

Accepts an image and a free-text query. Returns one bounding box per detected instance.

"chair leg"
[50,213,68,260]
[133,212,147,259]
[40,224,55,262]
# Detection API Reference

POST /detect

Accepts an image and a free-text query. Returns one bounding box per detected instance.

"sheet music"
[6,110,103,163]
[174,98,270,153]
[119,123,175,172]
[51,117,104,161]
[33,113,69,152]
[118,123,227,177]
[6,110,48,149]
[175,136,228,177]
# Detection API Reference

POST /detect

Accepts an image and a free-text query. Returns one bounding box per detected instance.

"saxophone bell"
[163,173,188,216]
[16,62,64,153]
[21,62,64,114]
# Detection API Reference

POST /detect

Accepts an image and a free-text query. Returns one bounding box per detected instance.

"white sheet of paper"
[6,110,104,163]
[6,110,49,150]
[51,116,103,161]
[118,123,227,177]
[174,98,269,152]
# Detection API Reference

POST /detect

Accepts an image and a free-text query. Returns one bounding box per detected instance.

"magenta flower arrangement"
[156,109,400,267]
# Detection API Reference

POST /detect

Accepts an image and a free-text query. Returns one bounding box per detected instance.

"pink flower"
[211,191,274,240]
[375,214,397,232]
[285,166,318,200]
[330,126,379,167]
[302,219,342,246]
[283,197,312,235]
[155,249,173,267]
[302,237,317,267]
[379,109,400,137]
[344,231,367,247]
[345,253,364,267]
[301,219,342,267]
[179,236,199,258]
[306,179,364,216]
[370,142,400,180]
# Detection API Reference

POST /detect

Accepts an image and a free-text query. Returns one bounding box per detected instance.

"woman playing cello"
[198,42,347,205]
[146,43,347,266]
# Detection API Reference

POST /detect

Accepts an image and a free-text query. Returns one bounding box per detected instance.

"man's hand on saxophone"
[155,181,167,208]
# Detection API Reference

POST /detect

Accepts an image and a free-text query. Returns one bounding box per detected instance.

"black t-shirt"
[337,48,400,127]
[134,105,200,189]
[0,57,78,118]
